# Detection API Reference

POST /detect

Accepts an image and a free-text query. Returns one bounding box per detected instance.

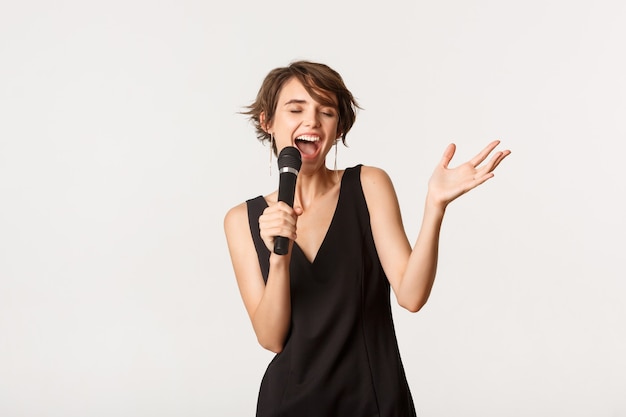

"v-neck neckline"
[294,172,346,266]
[263,168,349,267]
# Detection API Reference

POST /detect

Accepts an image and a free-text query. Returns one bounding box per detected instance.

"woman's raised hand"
[427,140,510,208]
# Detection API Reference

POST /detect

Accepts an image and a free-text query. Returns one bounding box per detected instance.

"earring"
[269,133,275,176]
[334,140,339,180]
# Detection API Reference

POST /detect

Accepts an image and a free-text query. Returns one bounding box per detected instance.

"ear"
[260,112,271,133]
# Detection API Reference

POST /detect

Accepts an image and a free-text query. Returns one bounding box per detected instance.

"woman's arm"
[362,140,510,312]
[224,200,300,352]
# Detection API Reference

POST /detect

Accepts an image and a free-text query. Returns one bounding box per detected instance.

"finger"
[479,151,503,173]
[473,149,510,183]
[260,206,298,230]
[260,218,297,242]
[489,150,510,172]
[440,143,456,168]
[273,201,300,218]
[470,140,500,167]
[472,172,495,188]
[469,140,501,167]
[482,149,511,173]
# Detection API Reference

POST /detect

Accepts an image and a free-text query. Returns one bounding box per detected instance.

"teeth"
[296,135,320,142]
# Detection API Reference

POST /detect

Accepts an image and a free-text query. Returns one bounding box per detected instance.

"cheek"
[323,118,339,130]
[279,115,300,128]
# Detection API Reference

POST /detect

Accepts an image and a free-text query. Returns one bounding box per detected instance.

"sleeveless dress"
[246,165,416,417]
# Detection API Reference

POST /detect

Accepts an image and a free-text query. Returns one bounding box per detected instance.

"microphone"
[274,146,302,255]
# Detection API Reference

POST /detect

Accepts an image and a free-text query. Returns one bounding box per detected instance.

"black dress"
[246,165,416,417]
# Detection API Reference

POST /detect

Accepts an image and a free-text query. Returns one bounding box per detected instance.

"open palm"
[428,140,510,207]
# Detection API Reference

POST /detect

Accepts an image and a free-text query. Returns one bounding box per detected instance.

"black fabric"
[246,165,416,417]
[246,195,271,283]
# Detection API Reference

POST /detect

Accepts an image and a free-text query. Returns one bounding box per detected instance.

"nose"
[303,109,320,127]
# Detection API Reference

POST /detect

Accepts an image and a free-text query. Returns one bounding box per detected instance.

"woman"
[224,61,510,417]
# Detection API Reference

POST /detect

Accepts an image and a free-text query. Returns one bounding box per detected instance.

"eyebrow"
[283,99,337,108]
[283,99,308,106]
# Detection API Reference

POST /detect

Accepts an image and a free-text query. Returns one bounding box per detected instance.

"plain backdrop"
[1,1,625,416]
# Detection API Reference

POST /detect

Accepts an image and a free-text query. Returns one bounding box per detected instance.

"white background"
[1,1,625,416]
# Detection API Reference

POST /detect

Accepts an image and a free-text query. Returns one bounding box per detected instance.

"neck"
[294,167,339,209]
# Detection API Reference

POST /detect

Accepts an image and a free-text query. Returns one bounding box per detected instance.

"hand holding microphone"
[273,146,302,255]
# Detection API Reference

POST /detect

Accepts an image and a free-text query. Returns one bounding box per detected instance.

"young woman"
[224,60,510,417]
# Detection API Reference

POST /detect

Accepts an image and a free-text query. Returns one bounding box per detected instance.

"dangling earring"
[269,133,275,176]
[334,140,339,181]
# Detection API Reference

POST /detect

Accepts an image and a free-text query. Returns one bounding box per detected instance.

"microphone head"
[277,146,302,171]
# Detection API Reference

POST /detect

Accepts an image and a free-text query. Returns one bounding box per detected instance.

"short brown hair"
[242,61,360,154]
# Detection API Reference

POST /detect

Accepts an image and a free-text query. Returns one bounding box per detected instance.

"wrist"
[269,251,291,268]
[424,194,447,216]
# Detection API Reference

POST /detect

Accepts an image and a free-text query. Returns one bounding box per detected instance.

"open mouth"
[294,135,321,156]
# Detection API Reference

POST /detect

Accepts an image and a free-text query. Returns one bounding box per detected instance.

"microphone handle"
[274,171,298,255]
[274,237,290,256]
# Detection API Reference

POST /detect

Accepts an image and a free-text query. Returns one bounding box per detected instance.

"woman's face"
[267,77,340,171]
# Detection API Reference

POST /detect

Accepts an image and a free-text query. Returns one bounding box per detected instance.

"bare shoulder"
[224,201,248,236]
[359,165,396,198]
[359,165,402,223]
